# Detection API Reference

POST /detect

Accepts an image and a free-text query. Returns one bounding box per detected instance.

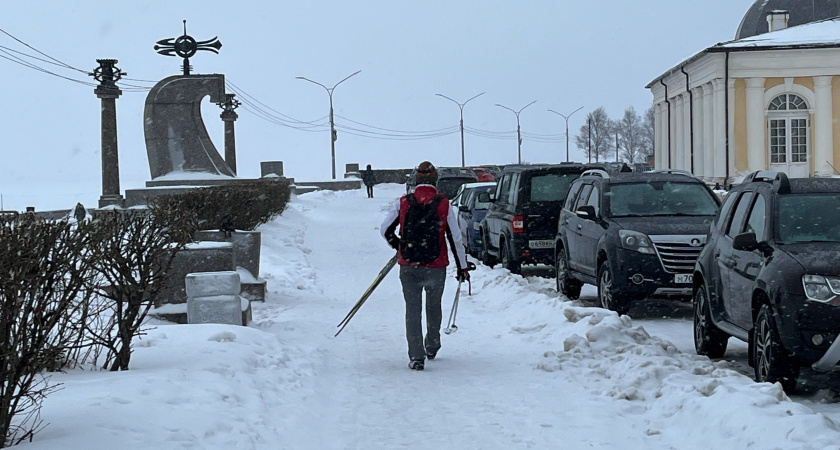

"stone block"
[187,294,242,326]
[261,161,284,177]
[158,242,234,307]
[185,271,241,298]
[194,230,262,280]
[241,297,252,325]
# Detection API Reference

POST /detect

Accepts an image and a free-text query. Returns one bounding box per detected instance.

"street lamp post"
[495,101,537,164]
[296,70,361,179]
[547,106,584,163]
[436,92,485,167]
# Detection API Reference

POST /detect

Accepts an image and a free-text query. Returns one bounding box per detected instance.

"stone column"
[218,93,240,176]
[746,77,766,172]
[683,92,693,173]
[675,95,685,170]
[703,83,715,183]
[694,85,705,179]
[654,103,663,169]
[814,76,834,176]
[92,59,125,208]
[713,79,727,185]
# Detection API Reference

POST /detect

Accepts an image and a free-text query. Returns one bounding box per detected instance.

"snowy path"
[19,183,840,450]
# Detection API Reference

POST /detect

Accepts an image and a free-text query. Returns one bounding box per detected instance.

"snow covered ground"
[17,183,840,449]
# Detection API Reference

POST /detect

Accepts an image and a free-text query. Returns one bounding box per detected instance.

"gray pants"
[399,266,446,361]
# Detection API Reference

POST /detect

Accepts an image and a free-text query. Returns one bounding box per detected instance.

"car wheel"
[693,284,728,358]
[555,246,581,300]
[753,304,799,393]
[598,261,630,315]
[501,239,521,275]
[480,230,497,268]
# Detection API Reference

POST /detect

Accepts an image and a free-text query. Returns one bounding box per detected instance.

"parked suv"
[693,171,840,393]
[479,164,587,273]
[555,169,720,314]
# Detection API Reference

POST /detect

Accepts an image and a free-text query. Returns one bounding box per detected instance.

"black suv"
[405,166,478,197]
[555,169,720,314]
[479,164,587,273]
[693,171,840,393]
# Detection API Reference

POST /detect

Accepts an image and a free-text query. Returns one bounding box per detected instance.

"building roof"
[736,0,840,40]
[646,18,840,88]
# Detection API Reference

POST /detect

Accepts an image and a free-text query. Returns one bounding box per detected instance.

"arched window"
[767,94,809,177]
[768,93,808,111]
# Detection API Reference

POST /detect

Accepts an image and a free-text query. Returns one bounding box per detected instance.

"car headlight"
[618,230,655,255]
[803,275,840,303]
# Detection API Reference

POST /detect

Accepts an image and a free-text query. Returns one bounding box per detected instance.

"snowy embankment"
[19,183,840,450]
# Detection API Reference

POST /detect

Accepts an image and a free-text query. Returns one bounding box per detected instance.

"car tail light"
[512,215,524,233]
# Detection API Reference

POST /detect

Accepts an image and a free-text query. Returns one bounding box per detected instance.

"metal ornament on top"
[144,21,235,180]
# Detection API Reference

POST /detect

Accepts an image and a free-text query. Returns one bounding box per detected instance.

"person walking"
[362,164,377,198]
[381,161,470,371]
[73,202,86,222]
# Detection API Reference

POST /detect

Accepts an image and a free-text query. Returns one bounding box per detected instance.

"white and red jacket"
[381,184,469,269]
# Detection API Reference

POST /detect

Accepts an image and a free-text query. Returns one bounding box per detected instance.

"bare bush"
[0,215,99,447]
[85,209,196,372]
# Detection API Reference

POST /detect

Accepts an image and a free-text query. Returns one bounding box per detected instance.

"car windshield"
[608,181,719,217]
[437,178,472,198]
[528,173,578,202]
[778,194,840,244]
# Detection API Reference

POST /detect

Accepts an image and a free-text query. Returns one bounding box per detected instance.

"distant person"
[73,202,86,222]
[381,161,471,371]
[362,164,377,198]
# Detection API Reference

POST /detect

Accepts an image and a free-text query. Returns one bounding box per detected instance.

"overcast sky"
[1,0,755,211]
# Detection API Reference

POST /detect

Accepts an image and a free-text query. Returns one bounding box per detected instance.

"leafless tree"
[642,105,655,159]
[575,107,613,162]
[616,106,646,163]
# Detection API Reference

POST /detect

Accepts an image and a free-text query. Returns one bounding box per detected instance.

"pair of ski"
[335,254,462,337]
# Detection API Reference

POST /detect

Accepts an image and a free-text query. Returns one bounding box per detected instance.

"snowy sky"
[1,0,754,212]
[18,183,840,449]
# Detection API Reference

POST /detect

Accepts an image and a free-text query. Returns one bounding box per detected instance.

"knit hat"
[415,161,438,186]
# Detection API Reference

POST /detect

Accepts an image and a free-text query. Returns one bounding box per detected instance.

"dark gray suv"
[479,164,587,274]
[555,169,720,314]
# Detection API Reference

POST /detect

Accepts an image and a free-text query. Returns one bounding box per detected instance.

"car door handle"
[577,224,582,230]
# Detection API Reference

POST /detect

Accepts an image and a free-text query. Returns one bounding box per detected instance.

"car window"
[726,192,755,238]
[473,187,494,209]
[778,194,840,243]
[716,189,740,231]
[574,185,594,211]
[586,185,600,216]
[497,175,511,204]
[607,181,719,217]
[528,173,579,202]
[507,173,520,205]
[565,181,583,210]
[744,193,767,242]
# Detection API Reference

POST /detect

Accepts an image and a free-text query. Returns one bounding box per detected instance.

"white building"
[647,0,840,185]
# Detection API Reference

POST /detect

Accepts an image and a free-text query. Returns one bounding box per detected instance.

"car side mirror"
[477,192,494,203]
[732,232,758,251]
[732,232,773,256]
[575,205,597,220]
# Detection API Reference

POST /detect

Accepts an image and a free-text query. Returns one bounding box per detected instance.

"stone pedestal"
[186,271,243,325]
[158,241,234,307]
[261,161,284,178]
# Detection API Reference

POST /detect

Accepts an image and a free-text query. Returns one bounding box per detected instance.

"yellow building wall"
[734,79,748,172]
[765,78,784,91]
[796,77,815,91]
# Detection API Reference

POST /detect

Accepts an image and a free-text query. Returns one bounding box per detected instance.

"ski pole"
[336,254,398,337]
[444,280,462,334]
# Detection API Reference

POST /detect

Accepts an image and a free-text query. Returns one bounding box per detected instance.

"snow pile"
[539,306,840,448]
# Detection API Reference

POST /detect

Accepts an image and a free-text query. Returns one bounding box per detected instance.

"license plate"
[529,240,554,249]
[674,274,692,284]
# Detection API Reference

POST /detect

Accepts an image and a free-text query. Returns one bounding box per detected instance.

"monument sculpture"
[91,59,126,208]
[143,21,234,180]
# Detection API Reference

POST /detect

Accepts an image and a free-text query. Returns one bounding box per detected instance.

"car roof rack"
[743,170,790,194]
[581,169,610,178]
[645,169,696,178]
